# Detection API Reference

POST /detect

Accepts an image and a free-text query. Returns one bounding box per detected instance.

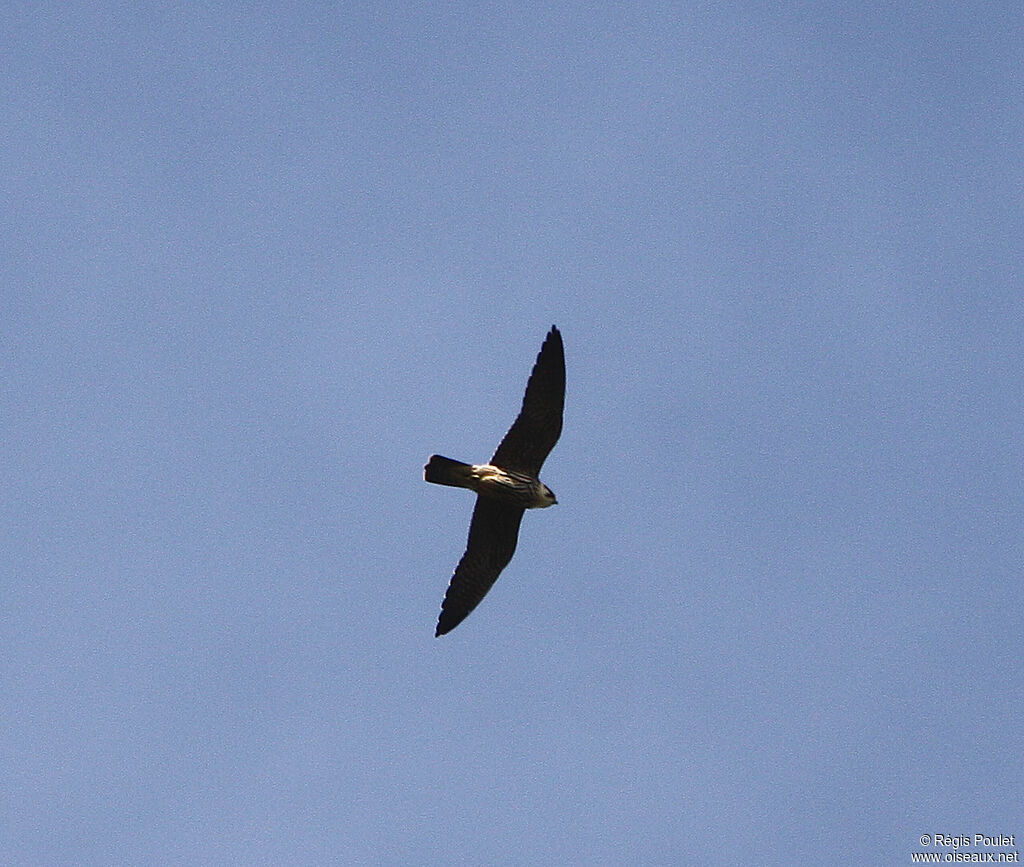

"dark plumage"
[425,326,565,636]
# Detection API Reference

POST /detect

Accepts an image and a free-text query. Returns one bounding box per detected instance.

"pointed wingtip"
[435,608,458,636]
[436,604,471,636]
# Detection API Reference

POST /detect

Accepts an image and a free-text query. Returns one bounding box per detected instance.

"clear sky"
[3,3,1022,864]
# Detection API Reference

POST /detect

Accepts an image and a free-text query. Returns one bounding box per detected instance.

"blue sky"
[3,2,1022,864]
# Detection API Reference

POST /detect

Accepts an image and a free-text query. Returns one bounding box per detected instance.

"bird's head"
[537,484,557,507]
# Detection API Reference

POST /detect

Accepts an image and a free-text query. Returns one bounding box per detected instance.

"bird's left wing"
[435,497,526,636]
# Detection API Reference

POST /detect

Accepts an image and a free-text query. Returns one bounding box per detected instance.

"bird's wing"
[490,325,565,476]
[436,497,526,636]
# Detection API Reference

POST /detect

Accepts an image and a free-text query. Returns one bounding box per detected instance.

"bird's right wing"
[435,497,526,636]
[490,326,565,476]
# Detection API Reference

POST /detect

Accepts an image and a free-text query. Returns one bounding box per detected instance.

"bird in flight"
[424,325,565,636]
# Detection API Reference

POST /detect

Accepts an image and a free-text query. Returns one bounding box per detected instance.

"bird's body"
[424,455,557,509]
[424,326,565,636]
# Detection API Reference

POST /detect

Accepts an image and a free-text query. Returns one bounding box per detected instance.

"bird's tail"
[424,455,475,488]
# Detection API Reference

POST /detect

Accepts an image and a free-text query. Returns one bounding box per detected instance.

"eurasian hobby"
[424,325,565,636]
